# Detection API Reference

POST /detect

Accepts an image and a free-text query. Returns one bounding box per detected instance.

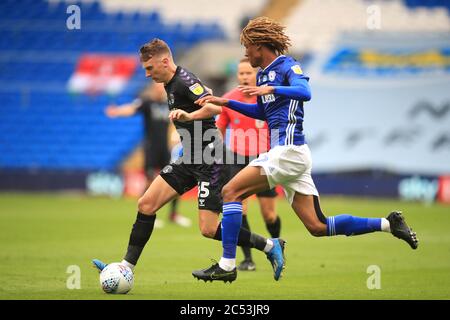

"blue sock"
[327,215,381,236]
[222,202,243,259]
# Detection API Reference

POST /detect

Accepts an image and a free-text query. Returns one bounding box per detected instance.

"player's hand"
[105,105,120,118]
[169,109,192,122]
[195,95,229,107]
[238,85,274,96]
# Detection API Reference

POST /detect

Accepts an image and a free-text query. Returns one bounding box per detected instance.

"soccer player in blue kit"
[190,17,419,283]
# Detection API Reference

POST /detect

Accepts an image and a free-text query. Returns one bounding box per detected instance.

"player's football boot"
[387,211,419,249]
[192,262,237,283]
[237,259,256,271]
[92,259,108,272]
[266,238,286,281]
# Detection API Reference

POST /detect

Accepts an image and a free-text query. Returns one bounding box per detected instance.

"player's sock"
[263,239,274,253]
[326,215,386,236]
[214,222,268,251]
[123,212,156,265]
[169,198,178,219]
[240,215,253,261]
[220,202,243,269]
[219,257,236,272]
[266,216,281,238]
[121,260,135,270]
[381,218,391,232]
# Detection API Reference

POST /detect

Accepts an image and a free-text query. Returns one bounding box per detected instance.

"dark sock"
[213,223,267,252]
[266,216,281,238]
[240,215,252,261]
[169,198,178,219]
[123,212,156,266]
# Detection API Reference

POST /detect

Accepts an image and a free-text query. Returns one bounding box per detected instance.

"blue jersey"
[256,55,309,147]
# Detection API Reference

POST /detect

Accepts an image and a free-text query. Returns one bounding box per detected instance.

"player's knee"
[262,210,277,223]
[137,197,156,215]
[306,223,327,237]
[221,183,241,203]
[199,225,216,239]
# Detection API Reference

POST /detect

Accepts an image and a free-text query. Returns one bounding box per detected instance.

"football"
[99,263,134,294]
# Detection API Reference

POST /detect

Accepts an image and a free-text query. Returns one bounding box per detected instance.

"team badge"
[168,93,175,105]
[162,165,173,174]
[291,65,303,75]
[189,83,204,95]
[268,71,276,81]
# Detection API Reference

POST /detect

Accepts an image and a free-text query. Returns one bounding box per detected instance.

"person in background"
[105,82,191,228]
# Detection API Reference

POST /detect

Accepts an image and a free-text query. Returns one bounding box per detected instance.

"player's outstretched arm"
[195,95,265,120]
[105,103,139,118]
[195,95,229,107]
[169,103,222,122]
[238,78,311,101]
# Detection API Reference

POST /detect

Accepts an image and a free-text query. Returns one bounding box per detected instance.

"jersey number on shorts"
[198,182,210,198]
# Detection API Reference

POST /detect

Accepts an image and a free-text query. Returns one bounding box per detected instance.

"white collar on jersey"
[262,55,286,72]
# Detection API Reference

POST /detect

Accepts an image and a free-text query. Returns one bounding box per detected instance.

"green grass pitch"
[1,192,449,300]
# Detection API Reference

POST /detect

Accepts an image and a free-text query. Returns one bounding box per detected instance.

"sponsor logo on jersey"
[189,83,204,95]
[291,65,303,75]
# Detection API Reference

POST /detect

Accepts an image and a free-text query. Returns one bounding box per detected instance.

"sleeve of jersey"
[133,98,144,113]
[185,81,210,103]
[273,64,311,101]
[226,100,266,120]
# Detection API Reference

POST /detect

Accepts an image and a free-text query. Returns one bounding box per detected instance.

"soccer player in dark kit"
[93,39,284,283]
[105,82,191,228]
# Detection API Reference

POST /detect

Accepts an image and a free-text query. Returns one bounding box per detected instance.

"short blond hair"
[139,38,172,62]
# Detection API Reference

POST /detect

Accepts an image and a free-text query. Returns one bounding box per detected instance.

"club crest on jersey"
[189,83,204,95]
[268,71,276,81]
[291,65,303,75]
[168,93,175,105]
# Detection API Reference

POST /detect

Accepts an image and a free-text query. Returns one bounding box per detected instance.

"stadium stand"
[1,0,447,180]
[0,0,227,171]
[284,0,450,52]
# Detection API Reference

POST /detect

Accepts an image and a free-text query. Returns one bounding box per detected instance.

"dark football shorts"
[160,158,225,213]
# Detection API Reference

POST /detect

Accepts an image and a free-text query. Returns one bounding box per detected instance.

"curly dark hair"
[240,17,291,55]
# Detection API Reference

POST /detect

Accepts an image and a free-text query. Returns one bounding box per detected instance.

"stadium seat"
[0,0,225,171]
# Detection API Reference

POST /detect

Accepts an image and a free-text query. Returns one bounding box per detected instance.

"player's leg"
[122,175,179,268]
[194,207,275,282]
[156,145,192,227]
[224,161,255,271]
[93,175,179,272]
[94,162,196,271]
[286,166,394,238]
[194,165,285,281]
[289,191,418,248]
[143,149,165,229]
[198,209,273,254]
[220,166,271,274]
[257,189,281,238]
[238,199,256,271]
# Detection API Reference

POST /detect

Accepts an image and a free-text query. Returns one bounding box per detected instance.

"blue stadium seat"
[0,0,225,171]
